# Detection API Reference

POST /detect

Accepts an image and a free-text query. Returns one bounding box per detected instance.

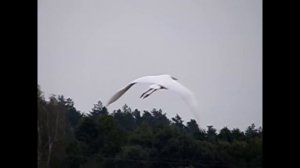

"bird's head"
[161,74,178,80]
[170,75,178,80]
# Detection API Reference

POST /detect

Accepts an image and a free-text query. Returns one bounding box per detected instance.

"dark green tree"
[245,123,259,138]
[113,105,136,132]
[218,127,233,142]
[207,125,217,141]
[38,85,262,168]
[75,117,99,156]
[89,100,108,118]
[151,108,170,128]
[171,114,185,131]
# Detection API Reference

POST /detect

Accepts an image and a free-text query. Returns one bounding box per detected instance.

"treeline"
[38,86,262,168]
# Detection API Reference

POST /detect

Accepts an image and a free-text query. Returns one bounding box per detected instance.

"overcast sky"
[38,0,262,130]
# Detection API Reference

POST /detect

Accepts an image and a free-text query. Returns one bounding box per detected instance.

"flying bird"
[106,74,199,116]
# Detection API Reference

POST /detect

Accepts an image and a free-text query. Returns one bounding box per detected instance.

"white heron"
[106,74,199,122]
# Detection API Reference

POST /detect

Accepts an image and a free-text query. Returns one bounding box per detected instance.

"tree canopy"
[38,86,262,168]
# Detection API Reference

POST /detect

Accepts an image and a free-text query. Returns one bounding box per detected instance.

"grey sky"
[38,0,262,130]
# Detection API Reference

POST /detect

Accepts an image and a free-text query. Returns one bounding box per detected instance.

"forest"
[38,86,262,168]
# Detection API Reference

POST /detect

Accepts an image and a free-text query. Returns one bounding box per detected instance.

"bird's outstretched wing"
[106,76,158,106]
[106,83,136,106]
[166,81,200,124]
[165,81,199,115]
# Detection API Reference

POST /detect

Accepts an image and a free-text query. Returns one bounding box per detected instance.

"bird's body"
[106,74,199,123]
